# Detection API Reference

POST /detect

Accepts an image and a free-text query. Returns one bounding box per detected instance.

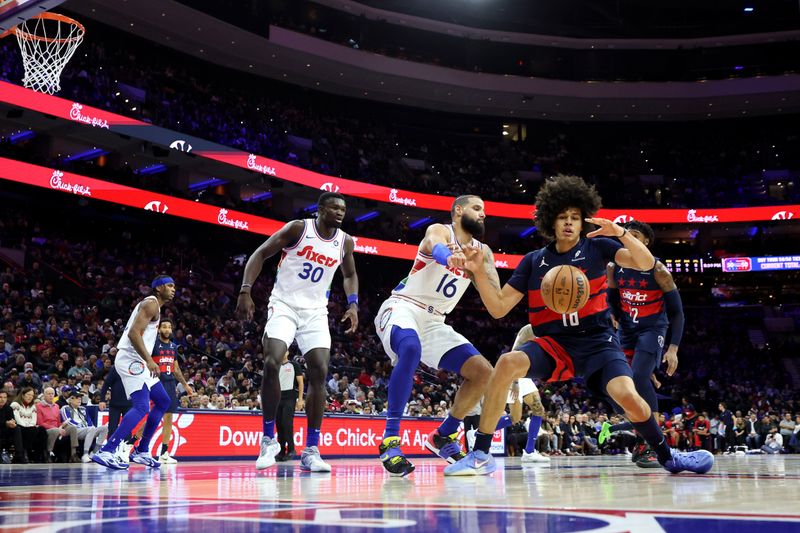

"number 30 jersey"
[391,225,481,315]
[270,219,346,310]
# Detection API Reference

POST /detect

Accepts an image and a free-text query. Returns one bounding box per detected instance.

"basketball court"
[1,456,799,532]
[1,2,799,532]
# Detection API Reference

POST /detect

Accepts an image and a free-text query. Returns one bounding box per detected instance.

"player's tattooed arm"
[526,390,546,417]
[236,220,304,321]
[653,261,677,292]
[463,244,524,318]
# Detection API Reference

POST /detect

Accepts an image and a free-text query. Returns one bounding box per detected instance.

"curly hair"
[533,174,603,239]
[622,220,654,246]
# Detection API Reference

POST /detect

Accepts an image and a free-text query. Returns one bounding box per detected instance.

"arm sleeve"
[663,289,685,347]
[507,253,534,294]
[593,237,624,263]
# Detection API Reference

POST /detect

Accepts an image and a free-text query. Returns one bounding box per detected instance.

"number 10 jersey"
[270,219,346,310]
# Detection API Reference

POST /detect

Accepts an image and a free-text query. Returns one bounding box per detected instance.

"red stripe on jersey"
[621,300,664,318]
[528,275,608,309]
[528,292,609,327]
[534,337,575,382]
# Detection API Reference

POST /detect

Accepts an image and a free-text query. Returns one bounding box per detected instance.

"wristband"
[347,294,359,307]
[432,243,453,266]
[617,228,627,239]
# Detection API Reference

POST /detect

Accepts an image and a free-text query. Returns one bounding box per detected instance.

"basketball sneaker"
[631,442,648,463]
[424,430,466,464]
[256,436,281,470]
[521,449,551,463]
[379,436,415,477]
[443,449,496,476]
[130,449,161,468]
[634,449,662,469]
[300,446,332,472]
[159,451,178,464]
[598,421,612,445]
[663,448,714,474]
[91,450,129,470]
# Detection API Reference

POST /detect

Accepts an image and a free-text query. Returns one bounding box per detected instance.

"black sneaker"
[635,449,662,469]
[631,443,648,463]
[379,436,415,477]
[424,430,466,464]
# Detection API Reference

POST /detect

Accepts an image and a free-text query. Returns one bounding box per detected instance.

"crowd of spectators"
[0,191,798,463]
[1,24,799,219]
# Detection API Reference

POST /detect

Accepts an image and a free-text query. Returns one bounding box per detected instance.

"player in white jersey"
[237,192,359,472]
[375,195,499,476]
[92,275,176,470]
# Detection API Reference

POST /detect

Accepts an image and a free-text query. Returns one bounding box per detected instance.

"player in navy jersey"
[598,220,683,467]
[444,174,712,476]
[151,318,194,463]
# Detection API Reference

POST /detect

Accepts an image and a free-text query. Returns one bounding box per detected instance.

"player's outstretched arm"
[236,220,305,321]
[654,261,683,376]
[463,245,524,319]
[586,217,655,271]
[340,235,359,334]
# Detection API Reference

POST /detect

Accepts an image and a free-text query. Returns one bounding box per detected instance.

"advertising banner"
[1,80,798,224]
[97,410,505,459]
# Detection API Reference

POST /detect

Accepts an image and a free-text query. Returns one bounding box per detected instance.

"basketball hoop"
[10,12,84,94]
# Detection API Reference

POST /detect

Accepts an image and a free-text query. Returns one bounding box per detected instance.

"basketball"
[541,265,590,314]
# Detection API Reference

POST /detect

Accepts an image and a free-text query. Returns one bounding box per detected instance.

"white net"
[14,13,84,94]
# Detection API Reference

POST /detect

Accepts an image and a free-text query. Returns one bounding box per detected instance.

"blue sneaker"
[443,450,496,476]
[130,449,161,468]
[663,448,714,474]
[91,450,129,470]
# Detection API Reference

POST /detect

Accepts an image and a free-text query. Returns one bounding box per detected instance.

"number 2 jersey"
[270,219,348,310]
[508,237,622,337]
[390,225,482,315]
[612,261,668,332]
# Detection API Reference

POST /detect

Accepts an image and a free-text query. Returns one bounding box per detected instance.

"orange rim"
[12,12,85,44]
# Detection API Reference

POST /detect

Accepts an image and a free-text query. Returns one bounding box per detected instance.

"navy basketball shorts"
[620,328,667,374]
[160,377,179,414]
[517,329,633,397]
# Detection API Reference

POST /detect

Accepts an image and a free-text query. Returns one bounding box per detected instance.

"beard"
[461,215,485,239]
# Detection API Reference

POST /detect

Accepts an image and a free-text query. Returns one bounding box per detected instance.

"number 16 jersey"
[270,219,346,310]
[391,225,481,315]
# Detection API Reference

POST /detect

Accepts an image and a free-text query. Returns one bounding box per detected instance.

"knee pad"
[389,326,422,365]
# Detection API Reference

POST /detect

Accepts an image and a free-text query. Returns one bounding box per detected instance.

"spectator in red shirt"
[36,386,79,463]
[356,369,373,388]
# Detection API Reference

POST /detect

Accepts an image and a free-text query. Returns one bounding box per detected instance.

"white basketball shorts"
[115,349,160,399]
[374,297,473,370]
[264,298,331,354]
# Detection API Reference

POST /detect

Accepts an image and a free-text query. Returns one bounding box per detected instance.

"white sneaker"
[300,446,331,472]
[81,453,91,463]
[159,452,178,464]
[256,436,281,470]
[521,449,551,463]
[117,442,133,460]
[623,449,633,457]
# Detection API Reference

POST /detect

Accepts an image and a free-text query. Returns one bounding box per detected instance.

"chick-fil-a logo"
[217,208,249,230]
[686,209,719,223]
[49,170,91,196]
[389,189,417,206]
[351,237,378,255]
[246,154,277,176]
[69,103,109,129]
[771,210,795,220]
